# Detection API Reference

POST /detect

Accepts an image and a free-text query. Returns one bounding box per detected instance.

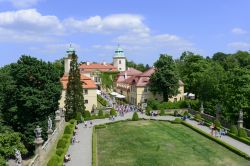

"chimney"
[86,61,90,65]
[125,72,128,79]
[103,61,107,66]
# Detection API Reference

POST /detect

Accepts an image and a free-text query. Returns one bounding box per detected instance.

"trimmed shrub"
[95,124,106,129]
[75,112,82,122]
[146,106,152,116]
[64,125,73,134]
[69,119,75,124]
[230,125,238,135]
[62,134,71,140]
[56,138,67,149]
[83,111,91,118]
[110,108,117,116]
[47,154,61,166]
[183,111,188,116]
[132,112,139,121]
[238,128,248,138]
[214,119,221,128]
[194,113,202,120]
[98,109,104,117]
[171,118,182,124]
[174,110,178,117]
[159,109,165,116]
[56,148,64,157]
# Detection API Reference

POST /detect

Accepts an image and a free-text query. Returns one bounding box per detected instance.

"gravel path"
[65,113,250,166]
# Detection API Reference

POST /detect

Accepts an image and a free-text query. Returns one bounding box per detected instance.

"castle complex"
[59,45,184,111]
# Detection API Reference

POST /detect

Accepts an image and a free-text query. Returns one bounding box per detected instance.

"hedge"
[47,120,77,166]
[97,95,108,106]
[92,127,97,166]
[171,118,183,124]
[227,132,250,146]
[181,121,250,160]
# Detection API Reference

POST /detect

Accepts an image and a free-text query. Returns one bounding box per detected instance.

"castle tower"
[113,45,126,72]
[64,44,75,75]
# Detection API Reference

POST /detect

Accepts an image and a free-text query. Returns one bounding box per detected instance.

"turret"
[64,44,75,75]
[113,45,126,72]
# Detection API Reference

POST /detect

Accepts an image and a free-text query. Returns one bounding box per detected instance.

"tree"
[0,55,62,153]
[65,53,85,121]
[149,54,179,101]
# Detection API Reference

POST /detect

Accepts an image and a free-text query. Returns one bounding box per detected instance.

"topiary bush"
[56,148,64,157]
[98,109,104,117]
[159,109,165,116]
[230,125,238,135]
[183,111,188,116]
[132,112,139,121]
[83,111,91,118]
[64,125,73,134]
[174,110,178,117]
[62,134,71,140]
[110,108,117,116]
[56,138,67,149]
[75,112,82,122]
[214,119,221,128]
[146,106,152,116]
[47,154,61,166]
[194,113,202,120]
[171,118,182,124]
[69,119,75,124]
[238,128,248,138]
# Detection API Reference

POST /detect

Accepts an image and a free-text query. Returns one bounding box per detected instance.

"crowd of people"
[100,91,113,107]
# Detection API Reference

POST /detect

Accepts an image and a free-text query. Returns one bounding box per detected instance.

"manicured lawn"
[95,120,250,166]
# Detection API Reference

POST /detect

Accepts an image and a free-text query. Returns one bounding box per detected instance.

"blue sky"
[0,0,249,66]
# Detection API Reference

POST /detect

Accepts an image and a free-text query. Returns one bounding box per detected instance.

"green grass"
[95,120,250,166]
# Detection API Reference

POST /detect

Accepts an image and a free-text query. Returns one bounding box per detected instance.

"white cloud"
[63,14,149,35]
[0,0,41,8]
[228,42,250,50]
[231,28,247,35]
[0,9,64,42]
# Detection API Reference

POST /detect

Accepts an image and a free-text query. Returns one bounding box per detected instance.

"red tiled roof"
[116,67,142,83]
[60,74,97,90]
[79,63,117,72]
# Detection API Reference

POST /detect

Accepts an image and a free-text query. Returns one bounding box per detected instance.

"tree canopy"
[149,54,179,101]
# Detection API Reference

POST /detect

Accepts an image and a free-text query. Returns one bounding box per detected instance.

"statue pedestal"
[238,120,243,128]
[47,129,53,139]
[34,138,44,156]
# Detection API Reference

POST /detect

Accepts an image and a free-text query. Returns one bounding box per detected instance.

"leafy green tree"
[149,54,179,101]
[100,72,118,91]
[65,53,85,121]
[0,55,62,153]
[0,132,27,159]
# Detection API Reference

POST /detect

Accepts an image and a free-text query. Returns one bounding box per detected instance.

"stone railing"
[28,110,65,166]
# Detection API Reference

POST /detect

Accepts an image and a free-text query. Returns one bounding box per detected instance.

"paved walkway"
[65,113,250,166]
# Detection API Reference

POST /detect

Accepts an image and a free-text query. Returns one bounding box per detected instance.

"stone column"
[34,126,44,156]
[55,110,61,129]
[237,109,243,128]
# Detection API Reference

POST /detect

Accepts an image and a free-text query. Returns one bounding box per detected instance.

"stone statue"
[48,116,52,131]
[15,148,22,166]
[239,109,243,121]
[34,126,42,138]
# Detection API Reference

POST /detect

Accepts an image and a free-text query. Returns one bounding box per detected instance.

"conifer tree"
[65,53,85,121]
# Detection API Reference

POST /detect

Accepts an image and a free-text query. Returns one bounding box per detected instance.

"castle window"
[84,100,88,104]
[119,60,121,64]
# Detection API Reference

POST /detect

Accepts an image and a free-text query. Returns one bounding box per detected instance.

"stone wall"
[28,110,66,166]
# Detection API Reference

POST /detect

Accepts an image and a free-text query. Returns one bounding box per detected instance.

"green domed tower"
[113,45,126,72]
